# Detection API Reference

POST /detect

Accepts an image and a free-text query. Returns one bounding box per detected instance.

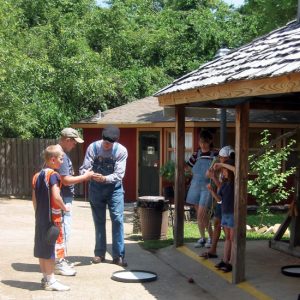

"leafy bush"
[248,130,296,223]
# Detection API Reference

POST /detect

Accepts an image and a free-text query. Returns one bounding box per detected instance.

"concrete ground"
[0,198,300,300]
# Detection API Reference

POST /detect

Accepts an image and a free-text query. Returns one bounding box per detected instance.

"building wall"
[82,126,296,205]
[82,128,137,202]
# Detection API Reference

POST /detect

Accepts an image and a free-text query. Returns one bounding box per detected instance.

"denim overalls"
[186,150,214,209]
[89,142,125,259]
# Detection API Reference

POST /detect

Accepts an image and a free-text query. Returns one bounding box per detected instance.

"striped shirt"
[186,149,218,168]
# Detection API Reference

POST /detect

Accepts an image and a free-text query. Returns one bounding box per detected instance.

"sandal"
[215,260,226,269]
[92,256,105,264]
[199,252,218,259]
[220,263,232,273]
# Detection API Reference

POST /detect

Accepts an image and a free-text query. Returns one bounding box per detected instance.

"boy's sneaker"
[205,238,212,248]
[44,280,70,291]
[194,238,206,248]
[55,260,77,276]
[62,258,75,268]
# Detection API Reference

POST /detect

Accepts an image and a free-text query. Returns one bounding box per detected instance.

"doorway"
[138,131,160,196]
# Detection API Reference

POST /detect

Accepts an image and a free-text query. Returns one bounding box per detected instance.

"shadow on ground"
[67,255,116,266]
[1,280,41,291]
[11,263,40,273]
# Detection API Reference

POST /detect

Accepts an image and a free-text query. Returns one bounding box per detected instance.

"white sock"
[46,274,56,284]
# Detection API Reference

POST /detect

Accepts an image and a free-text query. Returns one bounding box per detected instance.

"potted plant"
[159,160,175,200]
[159,160,175,183]
[159,160,192,200]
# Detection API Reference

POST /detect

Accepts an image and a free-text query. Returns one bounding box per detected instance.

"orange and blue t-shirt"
[32,168,66,259]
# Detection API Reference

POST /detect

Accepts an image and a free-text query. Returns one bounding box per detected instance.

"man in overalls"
[80,125,128,267]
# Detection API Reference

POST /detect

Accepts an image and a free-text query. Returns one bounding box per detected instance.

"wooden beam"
[269,240,300,258]
[158,73,300,107]
[73,121,300,131]
[273,215,292,241]
[232,102,249,284]
[174,104,185,247]
[251,128,299,160]
[249,102,300,111]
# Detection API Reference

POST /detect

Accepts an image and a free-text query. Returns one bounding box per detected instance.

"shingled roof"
[155,20,300,97]
[74,96,300,126]
[76,96,221,125]
[77,96,174,125]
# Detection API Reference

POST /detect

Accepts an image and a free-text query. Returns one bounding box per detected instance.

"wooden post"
[232,102,249,284]
[174,104,185,247]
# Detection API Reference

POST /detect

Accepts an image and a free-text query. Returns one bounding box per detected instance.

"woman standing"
[186,130,217,248]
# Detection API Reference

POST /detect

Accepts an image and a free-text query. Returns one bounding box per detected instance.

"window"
[166,129,193,161]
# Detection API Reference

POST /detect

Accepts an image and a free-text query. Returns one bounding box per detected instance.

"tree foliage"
[0,0,297,138]
[239,0,298,36]
[248,130,296,223]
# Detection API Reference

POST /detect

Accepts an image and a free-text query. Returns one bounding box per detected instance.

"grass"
[128,212,288,251]
[247,213,286,227]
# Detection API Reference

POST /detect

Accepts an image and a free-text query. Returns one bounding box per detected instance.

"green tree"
[0,0,269,138]
[248,130,296,224]
[239,0,297,35]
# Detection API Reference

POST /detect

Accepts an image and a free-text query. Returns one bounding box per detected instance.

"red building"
[73,96,299,203]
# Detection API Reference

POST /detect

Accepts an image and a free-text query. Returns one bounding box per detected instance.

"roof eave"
[157,73,300,107]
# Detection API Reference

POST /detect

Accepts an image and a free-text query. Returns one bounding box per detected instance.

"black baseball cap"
[102,125,120,143]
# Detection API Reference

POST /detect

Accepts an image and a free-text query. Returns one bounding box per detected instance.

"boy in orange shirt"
[32,145,70,291]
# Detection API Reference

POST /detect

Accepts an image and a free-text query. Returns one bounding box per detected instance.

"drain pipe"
[220,108,227,147]
[298,0,300,23]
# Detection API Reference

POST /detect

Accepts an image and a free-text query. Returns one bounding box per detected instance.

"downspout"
[298,0,300,23]
[220,108,227,147]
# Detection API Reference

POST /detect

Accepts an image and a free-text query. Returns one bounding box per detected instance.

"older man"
[80,125,128,267]
[55,128,93,276]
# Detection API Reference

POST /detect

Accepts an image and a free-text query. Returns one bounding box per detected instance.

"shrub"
[248,129,296,224]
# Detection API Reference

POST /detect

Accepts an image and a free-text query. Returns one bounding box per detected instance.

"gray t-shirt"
[58,152,74,198]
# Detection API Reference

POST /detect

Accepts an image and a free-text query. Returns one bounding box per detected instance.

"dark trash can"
[137,196,169,240]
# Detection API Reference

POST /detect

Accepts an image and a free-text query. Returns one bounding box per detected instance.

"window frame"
[164,128,194,162]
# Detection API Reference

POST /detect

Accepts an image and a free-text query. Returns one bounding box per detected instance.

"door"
[138,131,160,196]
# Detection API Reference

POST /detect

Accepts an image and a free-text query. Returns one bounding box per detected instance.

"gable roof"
[155,20,300,97]
[76,96,174,125]
[75,96,221,126]
[73,96,300,127]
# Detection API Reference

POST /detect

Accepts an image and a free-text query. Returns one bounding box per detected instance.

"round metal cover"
[111,270,158,283]
[281,265,300,277]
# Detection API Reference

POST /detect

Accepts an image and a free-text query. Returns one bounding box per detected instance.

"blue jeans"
[89,182,125,259]
[62,196,73,250]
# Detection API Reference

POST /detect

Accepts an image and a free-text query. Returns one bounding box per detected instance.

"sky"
[96,0,245,8]
[223,0,245,7]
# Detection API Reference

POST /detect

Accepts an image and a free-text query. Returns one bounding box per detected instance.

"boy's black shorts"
[34,224,55,259]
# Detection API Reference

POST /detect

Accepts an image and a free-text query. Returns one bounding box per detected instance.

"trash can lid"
[111,270,158,283]
[138,196,166,202]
